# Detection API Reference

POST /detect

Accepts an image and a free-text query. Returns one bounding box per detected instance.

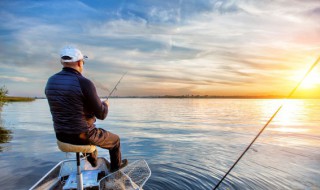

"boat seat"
[57,140,96,153]
[57,140,97,190]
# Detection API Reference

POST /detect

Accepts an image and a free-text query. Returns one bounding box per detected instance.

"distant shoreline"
[109,96,320,99]
[32,95,320,99]
[105,95,319,99]
[2,96,35,102]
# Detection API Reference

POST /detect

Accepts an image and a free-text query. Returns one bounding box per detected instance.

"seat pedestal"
[57,140,96,190]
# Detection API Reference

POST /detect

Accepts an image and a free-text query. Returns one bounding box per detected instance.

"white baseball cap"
[60,46,88,62]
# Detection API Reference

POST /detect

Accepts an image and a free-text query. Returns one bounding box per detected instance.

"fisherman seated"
[45,46,127,171]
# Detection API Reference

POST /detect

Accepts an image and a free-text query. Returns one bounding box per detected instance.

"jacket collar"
[62,67,82,75]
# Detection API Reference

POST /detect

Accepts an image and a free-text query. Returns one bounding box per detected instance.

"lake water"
[0,99,319,190]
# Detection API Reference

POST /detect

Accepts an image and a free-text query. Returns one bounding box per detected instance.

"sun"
[300,71,320,89]
[290,66,320,98]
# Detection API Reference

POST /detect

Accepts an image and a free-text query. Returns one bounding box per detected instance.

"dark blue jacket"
[45,67,108,135]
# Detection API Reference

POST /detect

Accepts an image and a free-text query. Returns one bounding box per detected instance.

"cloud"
[0,0,319,96]
[0,76,30,82]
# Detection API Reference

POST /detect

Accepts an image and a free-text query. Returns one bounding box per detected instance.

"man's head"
[60,46,88,73]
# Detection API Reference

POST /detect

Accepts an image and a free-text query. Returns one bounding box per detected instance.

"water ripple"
[1,99,320,189]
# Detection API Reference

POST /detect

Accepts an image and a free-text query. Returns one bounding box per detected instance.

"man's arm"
[79,77,108,120]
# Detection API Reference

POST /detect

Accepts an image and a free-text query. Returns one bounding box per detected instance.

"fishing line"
[213,56,320,190]
[107,72,127,99]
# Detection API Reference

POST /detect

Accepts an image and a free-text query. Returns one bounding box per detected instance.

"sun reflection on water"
[259,99,320,148]
[261,99,307,132]
[274,100,306,131]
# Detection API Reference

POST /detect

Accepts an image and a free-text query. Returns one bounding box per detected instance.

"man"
[45,46,127,172]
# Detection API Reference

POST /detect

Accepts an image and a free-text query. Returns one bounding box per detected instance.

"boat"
[29,140,151,190]
[29,157,151,190]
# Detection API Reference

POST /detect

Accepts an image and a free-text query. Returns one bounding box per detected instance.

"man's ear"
[77,61,81,67]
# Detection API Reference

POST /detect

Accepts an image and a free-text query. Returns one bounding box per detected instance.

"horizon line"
[23,95,320,99]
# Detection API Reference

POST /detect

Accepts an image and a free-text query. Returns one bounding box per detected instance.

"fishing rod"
[107,72,127,99]
[213,56,320,190]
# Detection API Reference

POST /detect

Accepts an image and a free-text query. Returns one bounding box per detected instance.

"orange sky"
[0,1,319,98]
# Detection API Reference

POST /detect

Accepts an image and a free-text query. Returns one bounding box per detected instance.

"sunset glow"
[0,1,319,97]
[300,72,320,89]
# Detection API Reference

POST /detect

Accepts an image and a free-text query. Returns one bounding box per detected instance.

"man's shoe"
[86,150,98,167]
[119,159,128,169]
[110,159,128,173]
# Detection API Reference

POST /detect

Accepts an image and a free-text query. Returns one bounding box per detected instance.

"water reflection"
[0,103,12,152]
[0,99,319,189]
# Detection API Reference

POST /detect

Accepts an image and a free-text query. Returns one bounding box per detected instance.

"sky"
[0,0,319,97]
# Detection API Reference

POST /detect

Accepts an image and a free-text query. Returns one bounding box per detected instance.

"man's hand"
[103,99,109,107]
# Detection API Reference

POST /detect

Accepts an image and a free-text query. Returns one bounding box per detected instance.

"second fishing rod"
[213,56,320,190]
